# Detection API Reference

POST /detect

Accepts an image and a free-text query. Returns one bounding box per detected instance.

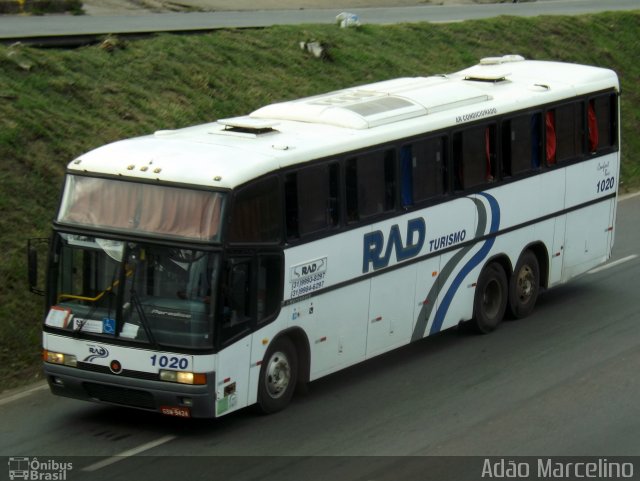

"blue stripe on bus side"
[428,192,500,335]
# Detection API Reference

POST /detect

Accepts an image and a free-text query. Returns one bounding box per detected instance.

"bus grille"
[83,383,156,409]
[78,362,158,381]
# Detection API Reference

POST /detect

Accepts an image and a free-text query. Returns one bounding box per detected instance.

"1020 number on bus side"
[597,176,615,193]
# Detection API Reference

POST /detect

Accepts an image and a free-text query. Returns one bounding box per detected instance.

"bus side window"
[257,255,282,324]
[221,259,252,343]
[285,163,339,241]
[229,176,282,243]
[453,124,496,190]
[401,136,446,207]
[554,102,584,163]
[346,149,395,222]
[220,254,282,344]
[502,113,542,177]
[589,93,617,152]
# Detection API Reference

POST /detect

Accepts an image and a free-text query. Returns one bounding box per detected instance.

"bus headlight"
[159,370,206,385]
[43,349,78,367]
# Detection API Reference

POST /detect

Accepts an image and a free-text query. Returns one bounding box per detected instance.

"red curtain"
[545,111,556,165]
[588,100,599,152]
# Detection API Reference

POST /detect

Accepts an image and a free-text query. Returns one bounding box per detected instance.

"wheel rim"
[482,279,502,319]
[264,350,291,399]
[516,265,534,304]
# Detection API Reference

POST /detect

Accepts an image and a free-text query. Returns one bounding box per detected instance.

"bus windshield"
[57,175,225,242]
[49,233,219,350]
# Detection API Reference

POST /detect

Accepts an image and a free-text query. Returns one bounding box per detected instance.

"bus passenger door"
[215,257,253,417]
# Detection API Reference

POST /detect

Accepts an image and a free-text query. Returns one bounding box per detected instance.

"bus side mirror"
[27,238,49,296]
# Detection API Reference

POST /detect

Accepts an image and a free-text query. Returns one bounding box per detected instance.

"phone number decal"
[291,272,326,298]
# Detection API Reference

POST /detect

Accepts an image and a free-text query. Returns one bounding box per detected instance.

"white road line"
[587,254,638,274]
[82,434,177,472]
[0,383,48,407]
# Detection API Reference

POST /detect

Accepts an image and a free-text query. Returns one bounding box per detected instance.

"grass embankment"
[0,0,82,15]
[0,11,638,392]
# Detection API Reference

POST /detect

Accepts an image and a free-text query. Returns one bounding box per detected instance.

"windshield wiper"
[129,288,158,348]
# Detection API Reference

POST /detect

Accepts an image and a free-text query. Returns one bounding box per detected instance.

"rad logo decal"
[292,257,327,279]
[362,217,467,273]
[84,344,109,363]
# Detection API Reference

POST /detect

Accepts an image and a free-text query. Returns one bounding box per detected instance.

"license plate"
[160,406,191,418]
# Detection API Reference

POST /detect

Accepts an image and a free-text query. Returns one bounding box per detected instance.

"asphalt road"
[1,193,639,480]
[0,0,638,40]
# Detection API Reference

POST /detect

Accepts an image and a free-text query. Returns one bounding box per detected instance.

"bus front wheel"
[473,262,508,333]
[509,250,540,319]
[257,336,298,414]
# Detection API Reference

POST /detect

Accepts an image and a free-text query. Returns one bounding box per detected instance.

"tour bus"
[30,56,620,418]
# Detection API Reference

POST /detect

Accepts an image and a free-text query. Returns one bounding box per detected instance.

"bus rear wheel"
[473,262,508,333]
[509,250,540,319]
[257,336,298,414]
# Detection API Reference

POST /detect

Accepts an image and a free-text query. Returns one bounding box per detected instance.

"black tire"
[473,262,508,333]
[508,250,540,319]
[257,336,298,414]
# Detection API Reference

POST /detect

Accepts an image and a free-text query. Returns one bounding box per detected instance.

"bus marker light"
[262,338,269,345]
[432,271,438,277]
[109,360,123,374]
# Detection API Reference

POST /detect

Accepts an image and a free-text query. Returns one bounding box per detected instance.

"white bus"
[31,56,620,418]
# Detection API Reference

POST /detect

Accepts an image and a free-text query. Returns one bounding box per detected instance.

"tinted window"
[285,163,339,239]
[346,149,396,222]
[589,94,616,152]
[502,113,542,176]
[553,103,584,162]
[257,255,282,324]
[229,177,282,243]
[453,124,497,190]
[401,136,446,206]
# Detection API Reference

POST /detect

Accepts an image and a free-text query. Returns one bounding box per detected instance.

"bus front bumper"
[44,363,217,418]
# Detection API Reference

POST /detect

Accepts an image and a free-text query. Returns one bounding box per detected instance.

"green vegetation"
[0,0,82,15]
[0,11,638,392]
